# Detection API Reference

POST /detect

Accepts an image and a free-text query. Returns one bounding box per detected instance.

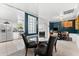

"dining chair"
[21,34,38,56]
[34,36,57,56]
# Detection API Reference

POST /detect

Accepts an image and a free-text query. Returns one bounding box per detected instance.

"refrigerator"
[0,23,13,42]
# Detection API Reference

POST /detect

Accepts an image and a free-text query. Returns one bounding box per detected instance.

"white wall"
[0,4,18,24]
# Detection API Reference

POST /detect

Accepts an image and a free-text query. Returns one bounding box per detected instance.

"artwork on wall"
[63,21,73,28]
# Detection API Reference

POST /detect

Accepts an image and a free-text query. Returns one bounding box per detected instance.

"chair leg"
[54,40,57,52]
[34,53,37,56]
[55,46,57,52]
[55,44,57,52]
[25,48,28,56]
[34,48,37,56]
[52,46,54,56]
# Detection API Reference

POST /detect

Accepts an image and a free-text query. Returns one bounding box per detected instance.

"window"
[28,15,37,34]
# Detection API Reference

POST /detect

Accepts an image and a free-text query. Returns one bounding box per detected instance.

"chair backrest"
[21,34,29,47]
[46,36,56,56]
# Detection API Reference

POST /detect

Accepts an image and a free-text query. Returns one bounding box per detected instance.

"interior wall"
[0,4,18,24]
[50,19,79,33]
[38,18,49,41]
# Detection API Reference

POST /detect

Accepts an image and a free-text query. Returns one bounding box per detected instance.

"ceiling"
[7,3,78,22]
[7,3,38,16]
[0,4,18,24]
[38,3,78,22]
[0,3,78,24]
